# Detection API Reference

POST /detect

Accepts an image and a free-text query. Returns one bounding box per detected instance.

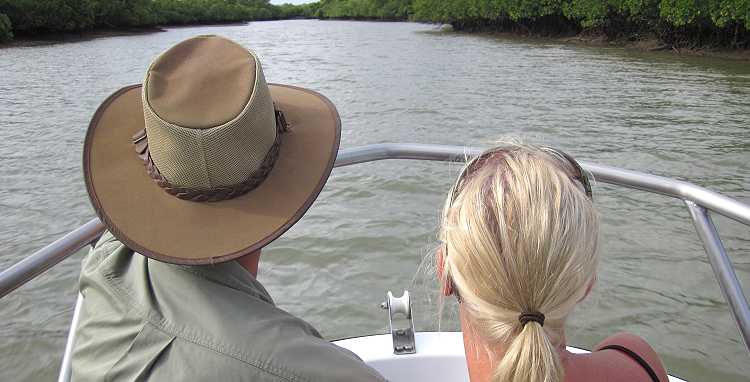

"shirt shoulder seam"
[146,322,307,382]
[92,255,312,382]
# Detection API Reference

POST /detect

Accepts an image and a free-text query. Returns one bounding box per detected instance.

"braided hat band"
[132,107,289,202]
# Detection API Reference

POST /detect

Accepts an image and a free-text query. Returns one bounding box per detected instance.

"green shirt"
[71,232,385,382]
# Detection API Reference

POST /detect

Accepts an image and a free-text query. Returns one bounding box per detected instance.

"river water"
[1,20,748,381]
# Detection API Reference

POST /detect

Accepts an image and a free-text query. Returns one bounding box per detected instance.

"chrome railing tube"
[335,143,481,167]
[336,144,750,226]
[685,201,750,353]
[1,143,749,350]
[586,162,750,226]
[4,143,750,299]
[0,218,105,298]
[57,293,83,382]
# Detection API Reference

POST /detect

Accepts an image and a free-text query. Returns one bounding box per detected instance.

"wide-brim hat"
[83,35,340,265]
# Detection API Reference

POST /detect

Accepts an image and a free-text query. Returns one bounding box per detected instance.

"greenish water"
[0,20,748,381]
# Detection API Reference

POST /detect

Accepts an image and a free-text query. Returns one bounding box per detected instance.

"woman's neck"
[460,307,570,381]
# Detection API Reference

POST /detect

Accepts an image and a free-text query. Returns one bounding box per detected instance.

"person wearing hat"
[70,35,385,381]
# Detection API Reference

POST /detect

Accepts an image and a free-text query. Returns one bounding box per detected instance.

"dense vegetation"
[0,0,282,41]
[1,0,747,49]
[308,0,410,19]
[411,0,749,47]
[0,12,11,41]
[304,0,748,48]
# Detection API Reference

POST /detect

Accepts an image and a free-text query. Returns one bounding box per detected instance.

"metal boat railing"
[1,143,748,377]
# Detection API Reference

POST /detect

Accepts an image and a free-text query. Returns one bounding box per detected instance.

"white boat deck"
[334,332,688,382]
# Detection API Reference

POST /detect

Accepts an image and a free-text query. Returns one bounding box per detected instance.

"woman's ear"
[442,277,454,297]
[437,245,445,278]
[578,275,596,302]
[437,245,454,297]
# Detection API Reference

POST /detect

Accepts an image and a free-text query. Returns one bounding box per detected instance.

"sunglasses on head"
[540,147,593,201]
[449,146,593,206]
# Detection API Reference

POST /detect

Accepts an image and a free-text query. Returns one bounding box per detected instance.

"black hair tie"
[518,311,545,327]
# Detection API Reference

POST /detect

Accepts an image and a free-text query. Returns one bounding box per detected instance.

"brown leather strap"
[132,107,289,202]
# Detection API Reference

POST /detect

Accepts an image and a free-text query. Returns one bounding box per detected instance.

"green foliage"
[276,3,305,18]
[149,0,280,25]
[0,12,11,41]
[562,0,613,27]
[0,0,96,32]
[315,0,412,19]
[0,0,282,40]
[411,0,748,45]
[0,0,746,47]
[659,0,706,25]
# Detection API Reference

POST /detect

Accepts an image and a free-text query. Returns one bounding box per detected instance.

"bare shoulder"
[591,332,670,382]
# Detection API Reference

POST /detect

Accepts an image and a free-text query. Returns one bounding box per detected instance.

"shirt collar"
[171,261,275,305]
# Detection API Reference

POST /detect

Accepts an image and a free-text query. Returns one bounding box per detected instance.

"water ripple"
[0,20,748,381]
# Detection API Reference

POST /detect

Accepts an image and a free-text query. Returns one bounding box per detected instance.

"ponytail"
[495,321,562,382]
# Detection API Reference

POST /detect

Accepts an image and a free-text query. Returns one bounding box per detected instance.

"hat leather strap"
[132,107,289,203]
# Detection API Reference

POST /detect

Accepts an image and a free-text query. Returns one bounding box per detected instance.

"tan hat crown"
[140,35,280,198]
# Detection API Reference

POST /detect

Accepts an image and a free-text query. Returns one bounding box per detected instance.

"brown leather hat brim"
[83,83,340,265]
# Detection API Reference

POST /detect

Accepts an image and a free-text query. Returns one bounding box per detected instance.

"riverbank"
[0,27,165,48]
[0,0,287,44]
[465,30,750,61]
[445,17,746,51]
[0,19,280,48]
[321,18,750,60]
[307,0,750,51]
[429,18,750,61]
[4,16,749,61]
[0,19,296,48]
[560,34,750,60]
[4,0,749,53]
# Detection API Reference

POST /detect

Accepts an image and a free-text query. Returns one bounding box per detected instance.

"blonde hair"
[439,144,599,382]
